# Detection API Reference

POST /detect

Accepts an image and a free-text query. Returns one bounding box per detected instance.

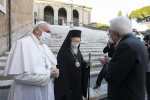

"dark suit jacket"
[103,34,148,100]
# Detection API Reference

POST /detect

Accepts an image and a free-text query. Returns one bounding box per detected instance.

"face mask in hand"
[71,42,79,49]
[39,29,51,44]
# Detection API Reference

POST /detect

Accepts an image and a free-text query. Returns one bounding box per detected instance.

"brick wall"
[0,0,34,56]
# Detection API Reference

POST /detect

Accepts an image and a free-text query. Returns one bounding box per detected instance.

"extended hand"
[100,56,110,66]
[86,60,92,67]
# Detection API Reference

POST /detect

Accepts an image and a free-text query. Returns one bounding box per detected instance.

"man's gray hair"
[109,16,132,37]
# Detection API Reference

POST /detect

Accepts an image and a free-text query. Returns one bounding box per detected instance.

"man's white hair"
[33,21,48,33]
[109,16,132,37]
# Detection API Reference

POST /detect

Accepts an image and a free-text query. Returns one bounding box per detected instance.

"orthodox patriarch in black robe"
[54,30,90,100]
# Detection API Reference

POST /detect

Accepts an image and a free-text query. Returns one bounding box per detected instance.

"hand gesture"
[50,68,59,78]
[100,56,110,66]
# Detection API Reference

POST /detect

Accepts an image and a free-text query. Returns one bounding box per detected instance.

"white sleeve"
[51,62,56,68]
[14,70,51,86]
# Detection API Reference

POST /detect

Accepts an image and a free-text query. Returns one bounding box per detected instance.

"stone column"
[54,6,58,25]
[88,11,91,24]
[38,4,44,21]
[70,3,74,28]
[79,9,83,27]
[67,8,71,26]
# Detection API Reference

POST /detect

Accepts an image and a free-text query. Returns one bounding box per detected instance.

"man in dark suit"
[100,16,148,100]
[93,41,115,89]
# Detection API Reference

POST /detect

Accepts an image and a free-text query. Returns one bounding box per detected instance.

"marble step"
[80,48,104,51]
[0,61,102,69]
[0,54,105,62]
[0,66,102,77]
[90,63,102,68]
[83,84,107,100]
[49,44,107,47]
[82,52,105,56]
[49,47,105,51]
[5,49,104,56]
[5,52,9,55]
[0,70,3,76]
[54,53,105,58]
[0,56,7,61]
[0,79,107,100]
[49,49,104,54]
[90,67,103,76]
[0,62,5,68]
[84,56,103,61]
[0,80,13,87]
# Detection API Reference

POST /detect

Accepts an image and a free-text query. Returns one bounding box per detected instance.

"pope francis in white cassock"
[3,21,59,100]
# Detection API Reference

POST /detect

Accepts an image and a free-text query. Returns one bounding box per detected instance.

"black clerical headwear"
[71,30,81,38]
[57,30,82,58]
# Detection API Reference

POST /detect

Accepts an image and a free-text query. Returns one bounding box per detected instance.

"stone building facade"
[0,0,34,56]
[34,0,92,26]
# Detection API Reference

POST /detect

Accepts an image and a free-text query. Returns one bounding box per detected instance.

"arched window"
[44,6,54,24]
[73,10,79,26]
[58,8,67,25]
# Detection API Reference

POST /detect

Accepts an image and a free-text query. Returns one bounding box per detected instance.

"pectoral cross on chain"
[45,61,49,69]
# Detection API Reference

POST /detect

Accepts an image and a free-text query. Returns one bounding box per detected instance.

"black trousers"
[34,19,37,25]
[96,66,105,86]
[146,72,150,100]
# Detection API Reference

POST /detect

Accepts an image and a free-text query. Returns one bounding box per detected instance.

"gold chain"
[69,48,78,62]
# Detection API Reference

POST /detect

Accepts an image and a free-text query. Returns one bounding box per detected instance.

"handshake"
[100,56,111,66]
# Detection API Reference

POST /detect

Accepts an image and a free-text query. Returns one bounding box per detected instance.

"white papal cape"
[3,34,57,100]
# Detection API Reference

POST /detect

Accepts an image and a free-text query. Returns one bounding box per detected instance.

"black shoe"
[93,84,99,89]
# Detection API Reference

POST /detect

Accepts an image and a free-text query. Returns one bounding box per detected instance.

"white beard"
[71,48,78,54]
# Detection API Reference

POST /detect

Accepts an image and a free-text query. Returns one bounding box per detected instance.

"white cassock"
[3,34,57,100]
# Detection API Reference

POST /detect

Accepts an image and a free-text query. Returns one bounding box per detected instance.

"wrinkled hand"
[86,60,92,67]
[100,56,110,66]
[50,68,59,78]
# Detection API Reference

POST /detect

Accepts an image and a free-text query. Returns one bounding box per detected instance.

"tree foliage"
[97,23,109,28]
[129,6,150,29]
[118,11,122,16]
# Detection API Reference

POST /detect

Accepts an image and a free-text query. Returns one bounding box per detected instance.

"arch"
[58,7,67,25]
[73,9,79,26]
[44,6,54,24]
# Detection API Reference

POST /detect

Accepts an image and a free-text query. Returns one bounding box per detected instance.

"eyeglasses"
[38,28,51,34]
[107,30,110,35]
[72,41,80,44]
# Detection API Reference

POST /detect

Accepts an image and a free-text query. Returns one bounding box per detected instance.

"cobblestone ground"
[0,88,9,100]
[90,75,148,100]
[90,75,108,100]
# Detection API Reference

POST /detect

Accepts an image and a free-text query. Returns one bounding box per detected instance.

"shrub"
[97,23,109,28]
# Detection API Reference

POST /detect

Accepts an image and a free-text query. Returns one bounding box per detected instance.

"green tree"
[97,23,109,28]
[129,6,150,29]
[118,10,122,16]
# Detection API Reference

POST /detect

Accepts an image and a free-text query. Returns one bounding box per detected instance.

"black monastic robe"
[54,48,90,100]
